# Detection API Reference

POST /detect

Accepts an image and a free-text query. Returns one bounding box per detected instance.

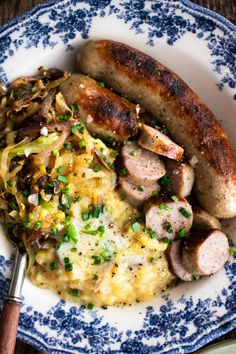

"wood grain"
[0,301,22,354]
[0,1,235,353]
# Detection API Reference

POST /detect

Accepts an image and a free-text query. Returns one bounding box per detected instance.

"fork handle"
[0,298,22,354]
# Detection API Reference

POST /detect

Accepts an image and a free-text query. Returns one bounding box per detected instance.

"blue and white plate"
[0,1,236,353]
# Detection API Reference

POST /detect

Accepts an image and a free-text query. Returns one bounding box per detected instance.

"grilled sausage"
[166,240,193,281]
[120,142,166,185]
[193,207,221,229]
[60,73,138,141]
[182,228,229,275]
[77,39,236,218]
[139,124,184,161]
[145,197,193,241]
[165,160,194,198]
[118,177,160,207]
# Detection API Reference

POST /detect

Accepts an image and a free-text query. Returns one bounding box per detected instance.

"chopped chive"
[55,241,62,250]
[87,303,94,310]
[50,261,58,270]
[152,190,159,197]
[91,206,101,218]
[82,230,98,235]
[137,186,144,192]
[71,125,79,134]
[130,150,137,156]
[69,103,79,114]
[100,250,111,262]
[7,180,13,188]
[158,203,171,211]
[82,172,86,178]
[193,275,201,281]
[10,203,17,210]
[64,257,70,264]
[150,231,157,239]
[78,121,84,133]
[177,228,186,238]
[69,288,80,297]
[67,224,78,243]
[159,175,170,188]
[57,166,64,173]
[58,113,70,121]
[163,220,173,234]
[22,188,30,197]
[179,207,192,219]
[65,216,71,225]
[92,255,101,265]
[150,257,156,264]
[119,167,128,176]
[63,234,69,243]
[98,81,105,88]
[93,274,99,281]
[85,223,91,230]
[64,142,73,151]
[135,215,145,223]
[58,175,68,183]
[93,165,100,172]
[34,221,43,230]
[98,225,105,237]
[22,220,30,229]
[82,212,90,221]
[110,150,118,158]
[171,195,179,202]
[65,263,73,272]
[229,247,235,256]
[161,237,169,244]
[131,222,140,233]
[51,225,57,234]
[71,247,77,252]
[79,139,86,149]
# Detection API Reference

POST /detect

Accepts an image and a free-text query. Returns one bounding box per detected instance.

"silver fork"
[0,240,27,354]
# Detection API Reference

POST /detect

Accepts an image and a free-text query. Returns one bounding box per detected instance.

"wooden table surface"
[0,0,235,353]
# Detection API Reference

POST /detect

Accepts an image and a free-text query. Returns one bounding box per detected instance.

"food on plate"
[182,228,229,276]
[77,39,236,218]
[166,240,193,282]
[117,177,160,208]
[192,207,221,229]
[165,159,194,198]
[60,73,138,141]
[138,124,184,161]
[119,142,166,185]
[145,196,193,241]
[0,38,233,307]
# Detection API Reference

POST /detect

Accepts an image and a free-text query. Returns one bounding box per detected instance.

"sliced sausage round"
[120,142,166,186]
[165,160,194,198]
[118,177,160,207]
[182,228,229,275]
[166,240,193,281]
[193,207,221,230]
[139,124,184,161]
[145,197,193,241]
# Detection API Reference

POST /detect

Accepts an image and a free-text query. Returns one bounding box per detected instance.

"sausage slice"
[120,142,166,186]
[139,124,184,161]
[166,240,193,281]
[60,74,138,141]
[118,177,160,207]
[165,160,194,198]
[145,197,193,240]
[182,228,229,275]
[193,207,221,229]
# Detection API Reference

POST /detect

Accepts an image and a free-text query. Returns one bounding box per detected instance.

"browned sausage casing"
[77,39,236,218]
[60,73,138,141]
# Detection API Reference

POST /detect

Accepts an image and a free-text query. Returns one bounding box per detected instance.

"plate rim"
[0,0,236,353]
